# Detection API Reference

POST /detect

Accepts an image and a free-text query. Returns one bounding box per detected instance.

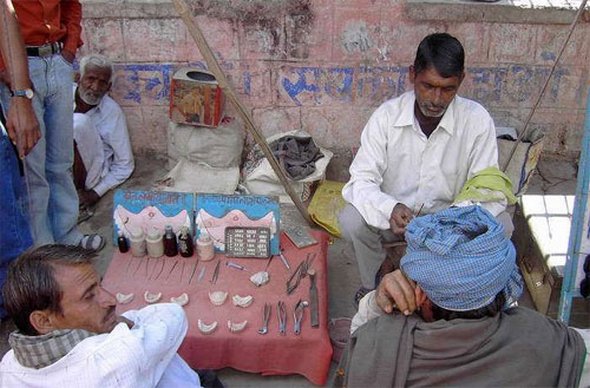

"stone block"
[535,24,590,66]
[301,106,373,150]
[238,18,286,60]
[110,63,174,107]
[447,23,490,65]
[81,19,126,62]
[252,107,302,139]
[123,18,192,62]
[540,66,587,109]
[225,61,273,108]
[379,20,442,65]
[332,7,382,61]
[489,23,536,63]
[285,6,334,61]
[120,106,146,154]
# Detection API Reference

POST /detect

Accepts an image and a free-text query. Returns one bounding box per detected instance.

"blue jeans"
[0,132,33,318]
[0,54,81,245]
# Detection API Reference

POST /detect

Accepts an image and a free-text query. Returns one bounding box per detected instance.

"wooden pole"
[172,0,313,225]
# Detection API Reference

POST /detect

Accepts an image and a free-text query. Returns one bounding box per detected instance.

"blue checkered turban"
[401,205,522,311]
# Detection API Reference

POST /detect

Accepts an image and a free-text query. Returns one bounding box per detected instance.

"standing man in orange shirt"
[0,0,104,251]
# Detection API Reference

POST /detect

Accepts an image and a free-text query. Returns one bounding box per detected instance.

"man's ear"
[29,310,57,335]
[73,72,81,83]
[458,71,465,86]
[409,65,416,84]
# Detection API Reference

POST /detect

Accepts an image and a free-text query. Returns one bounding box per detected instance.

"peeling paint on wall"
[341,21,373,54]
[190,0,314,58]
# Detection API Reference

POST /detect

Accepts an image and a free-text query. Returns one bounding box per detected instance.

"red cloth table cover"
[102,230,332,385]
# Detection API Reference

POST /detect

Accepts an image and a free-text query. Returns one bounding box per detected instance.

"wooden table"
[102,230,332,385]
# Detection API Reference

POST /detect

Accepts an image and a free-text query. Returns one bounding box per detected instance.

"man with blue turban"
[337,205,588,387]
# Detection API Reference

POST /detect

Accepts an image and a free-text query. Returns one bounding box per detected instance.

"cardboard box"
[169,68,224,127]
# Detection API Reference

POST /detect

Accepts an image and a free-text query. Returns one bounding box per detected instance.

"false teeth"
[197,319,218,334]
[116,292,134,304]
[144,291,162,304]
[170,293,189,306]
[227,320,247,333]
[208,291,228,306]
[232,294,253,308]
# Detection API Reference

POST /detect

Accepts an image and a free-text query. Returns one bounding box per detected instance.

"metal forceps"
[277,301,287,335]
[293,299,307,335]
[286,253,317,295]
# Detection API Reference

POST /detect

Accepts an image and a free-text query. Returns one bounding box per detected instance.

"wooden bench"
[513,194,574,316]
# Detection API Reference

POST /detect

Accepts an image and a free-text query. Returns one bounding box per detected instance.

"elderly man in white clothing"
[73,54,134,215]
[0,245,203,387]
[340,33,513,305]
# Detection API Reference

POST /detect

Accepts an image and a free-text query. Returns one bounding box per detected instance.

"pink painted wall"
[79,0,590,179]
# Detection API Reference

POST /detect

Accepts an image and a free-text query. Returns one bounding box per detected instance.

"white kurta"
[342,91,503,230]
[0,303,201,388]
[73,88,134,197]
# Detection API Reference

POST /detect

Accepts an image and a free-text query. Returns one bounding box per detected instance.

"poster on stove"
[195,193,280,255]
[112,189,194,245]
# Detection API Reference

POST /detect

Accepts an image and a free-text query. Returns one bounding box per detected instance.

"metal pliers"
[293,299,306,335]
[277,300,287,335]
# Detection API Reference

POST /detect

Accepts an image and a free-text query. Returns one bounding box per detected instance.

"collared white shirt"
[73,85,134,197]
[342,91,503,230]
[0,303,201,387]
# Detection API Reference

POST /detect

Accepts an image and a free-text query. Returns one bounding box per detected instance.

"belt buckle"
[38,44,53,57]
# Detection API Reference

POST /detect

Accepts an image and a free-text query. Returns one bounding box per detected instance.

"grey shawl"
[336,307,586,387]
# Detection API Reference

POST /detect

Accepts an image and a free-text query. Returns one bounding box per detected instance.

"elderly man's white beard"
[79,87,103,106]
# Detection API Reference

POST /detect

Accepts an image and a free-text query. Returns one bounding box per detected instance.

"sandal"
[354,286,373,308]
[79,234,105,252]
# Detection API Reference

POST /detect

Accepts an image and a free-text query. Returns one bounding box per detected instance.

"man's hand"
[79,189,100,208]
[389,203,414,235]
[7,97,40,158]
[116,315,134,329]
[375,270,426,315]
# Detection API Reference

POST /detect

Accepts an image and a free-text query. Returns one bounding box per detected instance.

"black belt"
[26,42,62,57]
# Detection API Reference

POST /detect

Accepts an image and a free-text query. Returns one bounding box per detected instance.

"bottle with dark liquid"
[117,230,129,253]
[178,226,194,257]
[163,225,178,257]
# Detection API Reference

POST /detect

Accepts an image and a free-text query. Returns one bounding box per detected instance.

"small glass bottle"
[129,227,146,257]
[117,230,129,253]
[178,226,194,258]
[146,227,164,258]
[197,232,215,261]
[163,225,178,257]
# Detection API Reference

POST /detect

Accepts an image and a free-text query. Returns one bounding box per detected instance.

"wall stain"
[189,0,314,59]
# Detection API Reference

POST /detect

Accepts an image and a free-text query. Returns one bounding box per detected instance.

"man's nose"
[99,286,117,307]
[432,88,442,104]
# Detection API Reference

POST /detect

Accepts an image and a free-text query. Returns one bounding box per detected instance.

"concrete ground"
[1,154,588,387]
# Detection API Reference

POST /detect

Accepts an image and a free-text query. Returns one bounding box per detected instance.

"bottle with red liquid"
[163,225,178,257]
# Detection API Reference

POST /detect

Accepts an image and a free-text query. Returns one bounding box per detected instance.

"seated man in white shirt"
[0,245,203,387]
[73,54,134,215]
[339,33,511,304]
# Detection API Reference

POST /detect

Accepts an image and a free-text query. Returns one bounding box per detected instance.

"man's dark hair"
[413,33,465,78]
[429,292,506,321]
[2,245,96,335]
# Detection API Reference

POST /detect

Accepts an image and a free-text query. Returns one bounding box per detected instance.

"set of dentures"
[115,291,189,306]
[197,292,254,334]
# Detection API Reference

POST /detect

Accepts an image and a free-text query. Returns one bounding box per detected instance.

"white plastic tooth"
[232,294,253,308]
[198,319,218,334]
[170,293,189,306]
[116,292,134,304]
[208,291,228,306]
[144,291,162,304]
[227,320,248,333]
